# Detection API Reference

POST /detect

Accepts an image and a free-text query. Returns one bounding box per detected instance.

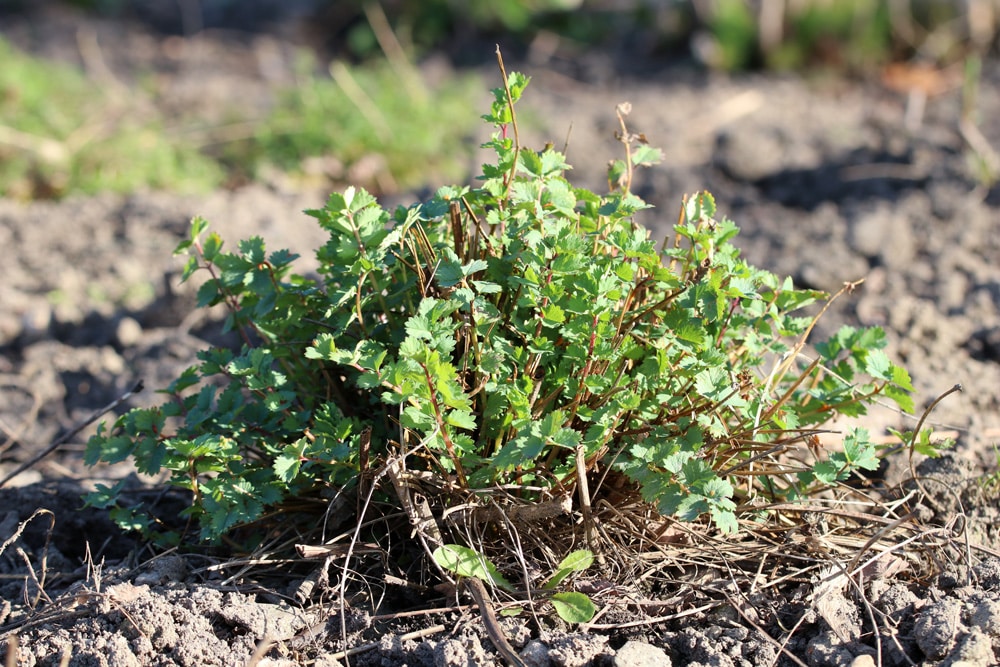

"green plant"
[698,0,940,72]
[766,0,892,70]
[702,0,760,70]
[0,37,480,199]
[86,63,918,554]
[960,55,1000,189]
[340,0,585,58]
[433,545,596,623]
[977,445,1000,492]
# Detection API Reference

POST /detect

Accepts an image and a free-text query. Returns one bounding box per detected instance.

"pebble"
[115,316,144,347]
[613,640,672,667]
[714,128,789,182]
[520,640,550,667]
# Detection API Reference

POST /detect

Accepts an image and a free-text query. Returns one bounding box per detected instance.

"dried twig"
[0,510,53,560]
[0,380,143,488]
[464,576,527,667]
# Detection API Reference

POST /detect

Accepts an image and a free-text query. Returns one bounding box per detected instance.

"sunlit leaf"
[432,545,513,591]
[550,592,596,623]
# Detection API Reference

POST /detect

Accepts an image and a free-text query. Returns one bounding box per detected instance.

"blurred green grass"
[1,0,996,199]
[0,36,481,199]
[217,53,481,194]
[0,37,225,197]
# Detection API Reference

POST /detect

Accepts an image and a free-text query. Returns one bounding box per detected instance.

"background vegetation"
[1,0,997,198]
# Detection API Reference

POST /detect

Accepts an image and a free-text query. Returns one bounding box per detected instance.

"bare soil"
[2,6,1000,667]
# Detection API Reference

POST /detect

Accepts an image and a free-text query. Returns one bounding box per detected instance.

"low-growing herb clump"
[86,62,922,581]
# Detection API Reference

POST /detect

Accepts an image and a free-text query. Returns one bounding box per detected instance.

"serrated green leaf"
[700,475,734,501]
[85,433,135,466]
[196,279,222,308]
[540,150,569,175]
[507,72,530,100]
[631,144,664,168]
[464,259,489,275]
[864,349,891,380]
[110,506,153,534]
[472,280,502,294]
[273,452,302,484]
[83,480,128,510]
[843,428,879,471]
[446,410,477,430]
[180,255,200,282]
[550,592,596,623]
[710,506,739,534]
[615,262,635,282]
[401,404,435,430]
[883,384,914,414]
[519,149,543,177]
[550,428,582,449]
[812,460,842,485]
[238,236,267,264]
[268,248,299,271]
[695,367,729,401]
[891,363,914,391]
[491,432,546,471]
[684,191,716,221]
[606,160,627,189]
[201,232,223,262]
[542,304,566,324]
[914,428,951,457]
[190,216,208,239]
[306,334,354,365]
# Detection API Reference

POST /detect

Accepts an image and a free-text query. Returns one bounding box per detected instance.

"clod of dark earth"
[2,9,1000,667]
